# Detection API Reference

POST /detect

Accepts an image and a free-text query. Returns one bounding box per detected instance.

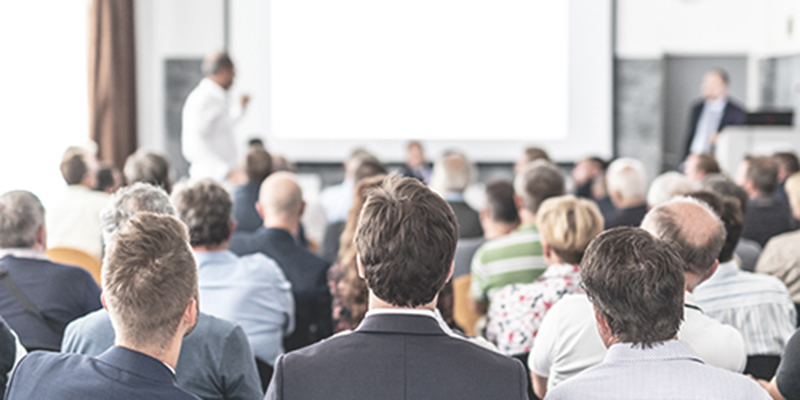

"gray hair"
[100,183,176,245]
[513,160,566,215]
[123,149,172,193]
[607,158,648,200]
[0,191,45,249]
[646,172,693,208]
[430,153,474,194]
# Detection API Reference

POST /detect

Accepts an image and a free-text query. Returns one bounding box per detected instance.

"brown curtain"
[88,0,137,169]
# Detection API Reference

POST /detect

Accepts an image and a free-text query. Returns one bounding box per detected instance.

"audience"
[514,146,551,174]
[684,153,721,187]
[470,161,565,314]
[758,172,800,322]
[0,191,101,351]
[529,197,746,398]
[430,152,483,239]
[319,149,374,225]
[233,144,273,233]
[6,213,202,399]
[737,155,793,247]
[398,141,431,184]
[603,157,648,229]
[172,179,295,379]
[46,146,109,259]
[646,171,693,208]
[61,183,263,400]
[773,151,799,203]
[689,191,796,379]
[230,172,333,351]
[123,148,172,193]
[544,227,769,400]
[571,156,615,220]
[486,195,603,355]
[265,175,528,400]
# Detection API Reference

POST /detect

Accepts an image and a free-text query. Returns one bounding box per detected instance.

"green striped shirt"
[470,225,547,303]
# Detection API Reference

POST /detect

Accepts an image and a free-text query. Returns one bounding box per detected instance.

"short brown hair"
[245,146,273,184]
[124,149,172,193]
[171,179,233,247]
[746,155,779,195]
[355,175,458,307]
[60,147,89,185]
[773,152,800,181]
[484,180,519,224]
[102,212,197,350]
[581,227,685,348]
[537,195,604,265]
[514,161,566,215]
[694,154,721,175]
[523,147,551,164]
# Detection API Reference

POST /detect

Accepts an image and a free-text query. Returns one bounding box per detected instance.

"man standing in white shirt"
[182,51,250,182]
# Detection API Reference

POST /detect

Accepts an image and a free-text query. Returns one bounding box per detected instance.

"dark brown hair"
[60,153,88,185]
[246,145,273,184]
[171,179,233,247]
[746,155,779,195]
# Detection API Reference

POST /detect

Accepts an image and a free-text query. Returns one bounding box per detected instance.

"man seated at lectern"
[683,69,746,159]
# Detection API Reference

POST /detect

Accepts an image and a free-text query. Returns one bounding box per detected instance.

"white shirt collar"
[0,248,48,261]
[364,308,437,319]
[162,361,176,376]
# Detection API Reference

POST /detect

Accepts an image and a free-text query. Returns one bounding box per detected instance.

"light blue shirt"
[690,97,727,154]
[195,250,294,366]
[319,180,355,223]
[545,340,770,400]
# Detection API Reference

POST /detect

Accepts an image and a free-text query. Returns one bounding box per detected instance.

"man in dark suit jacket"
[233,144,273,233]
[430,152,483,238]
[265,176,528,400]
[230,172,333,352]
[684,69,747,159]
[6,213,201,400]
[0,191,101,351]
[739,156,794,247]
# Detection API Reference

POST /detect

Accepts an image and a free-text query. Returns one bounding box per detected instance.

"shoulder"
[15,351,90,376]
[195,312,241,339]
[237,253,285,276]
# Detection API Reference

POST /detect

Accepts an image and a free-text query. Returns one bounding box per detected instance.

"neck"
[264,219,299,237]
[544,253,565,267]
[207,75,227,90]
[614,197,645,209]
[684,272,703,293]
[483,221,519,240]
[115,335,182,370]
[368,291,437,312]
[518,209,537,226]
[193,241,228,253]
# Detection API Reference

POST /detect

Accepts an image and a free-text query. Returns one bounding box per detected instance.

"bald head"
[258,172,304,226]
[640,197,725,287]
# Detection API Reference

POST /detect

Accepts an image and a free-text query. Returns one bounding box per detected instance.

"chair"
[744,355,781,381]
[255,357,274,393]
[511,352,539,400]
[45,247,102,285]
[452,275,481,337]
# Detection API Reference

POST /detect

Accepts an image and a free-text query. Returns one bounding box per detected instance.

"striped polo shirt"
[470,225,547,303]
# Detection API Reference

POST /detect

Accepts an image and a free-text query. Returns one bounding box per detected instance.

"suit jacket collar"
[258,227,295,244]
[356,312,447,336]
[96,346,177,384]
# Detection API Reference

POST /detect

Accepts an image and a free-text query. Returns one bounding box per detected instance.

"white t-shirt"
[530,293,746,392]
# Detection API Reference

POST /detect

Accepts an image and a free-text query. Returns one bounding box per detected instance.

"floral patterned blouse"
[485,263,584,355]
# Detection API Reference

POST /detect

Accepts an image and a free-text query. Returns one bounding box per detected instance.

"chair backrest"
[45,247,102,286]
[452,274,481,337]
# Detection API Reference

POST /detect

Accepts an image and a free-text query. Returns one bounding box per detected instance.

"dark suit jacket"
[743,196,794,247]
[5,346,200,399]
[0,317,16,394]
[230,228,333,351]
[449,200,484,239]
[265,312,528,400]
[321,221,346,263]
[604,204,649,230]
[233,182,264,233]
[684,98,747,158]
[0,255,101,351]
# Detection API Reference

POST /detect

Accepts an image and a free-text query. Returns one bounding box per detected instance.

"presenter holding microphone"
[182,51,250,182]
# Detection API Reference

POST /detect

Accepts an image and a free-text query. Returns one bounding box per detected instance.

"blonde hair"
[785,172,800,217]
[536,195,604,265]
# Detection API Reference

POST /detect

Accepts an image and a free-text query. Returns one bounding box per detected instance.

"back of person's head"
[484,180,519,224]
[248,138,265,148]
[685,191,743,264]
[94,165,119,193]
[60,147,90,185]
[701,174,750,215]
[100,182,176,244]
[514,161,566,215]
[537,195,604,265]
[640,197,726,278]
[0,191,45,249]
[202,51,234,76]
[745,155,780,195]
[271,154,295,173]
[353,156,386,182]
[581,227,685,348]
[773,152,800,183]
[693,154,721,174]
[172,179,232,248]
[259,172,304,219]
[523,147,551,164]
[344,149,376,177]
[245,145,273,184]
[102,212,197,350]
[606,158,647,202]
[647,171,693,208]
[124,149,172,194]
[430,152,474,195]
[339,175,387,267]
[355,175,458,307]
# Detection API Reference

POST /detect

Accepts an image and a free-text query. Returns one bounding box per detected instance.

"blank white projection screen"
[271,1,569,142]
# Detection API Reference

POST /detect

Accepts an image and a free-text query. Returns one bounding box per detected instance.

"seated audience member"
[758,328,800,400]
[571,156,615,220]
[514,146,551,175]
[265,176,528,400]
[233,145,273,233]
[271,154,295,173]
[544,227,769,400]
[62,183,263,400]
[689,191,796,379]
[703,174,763,272]
[430,152,483,239]
[486,195,603,355]
[6,213,201,399]
[453,180,520,280]
[94,164,122,194]
[0,191,101,351]
[47,146,109,259]
[603,157,649,229]
[737,155,793,247]
[319,149,374,225]
[470,161,565,313]
[230,173,333,351]
[530,198,746,398]
[398,141,432,184]
[172,180,294,372]
[646,171,693,208]
[758,172,800,321]
[123,148,172,193]
[684,153,721,188]
[0,316,26,393]
[773,151,799,203]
